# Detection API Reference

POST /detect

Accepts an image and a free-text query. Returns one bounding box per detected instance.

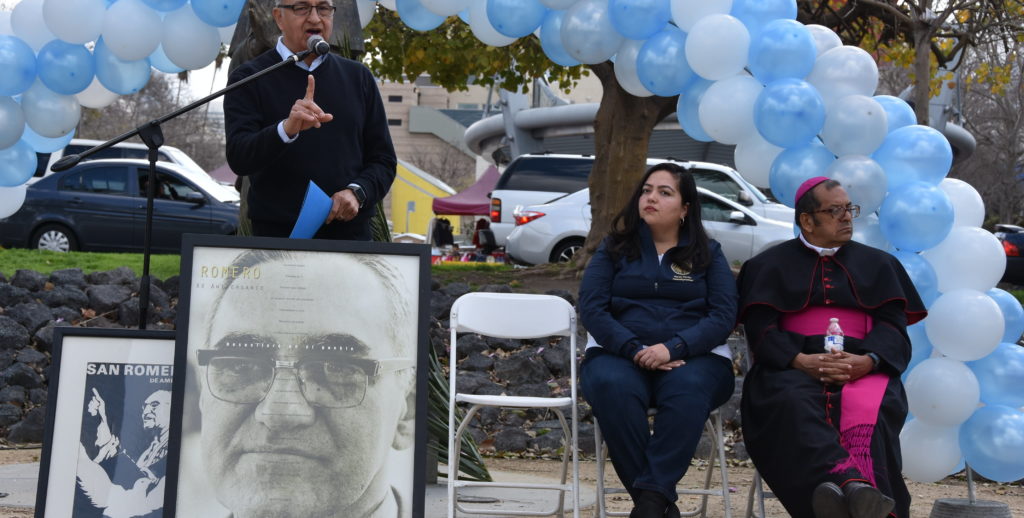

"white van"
[33,139,207,183]
[487,153,794,246]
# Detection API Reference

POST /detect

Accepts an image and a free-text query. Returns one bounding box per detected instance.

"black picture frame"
[164,234,430,518]
[35,326,176,518]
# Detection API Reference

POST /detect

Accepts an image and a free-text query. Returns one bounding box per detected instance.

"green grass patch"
[1008,289,1024,307]
[0,248,181,280]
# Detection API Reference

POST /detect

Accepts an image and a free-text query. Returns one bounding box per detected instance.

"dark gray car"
[0,159,239,253]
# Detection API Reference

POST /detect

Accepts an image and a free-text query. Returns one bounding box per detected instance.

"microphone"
[307,35,331,56]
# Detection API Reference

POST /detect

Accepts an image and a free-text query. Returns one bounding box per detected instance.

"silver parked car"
[505,187,794,266]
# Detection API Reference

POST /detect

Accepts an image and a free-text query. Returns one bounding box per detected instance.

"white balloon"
[805,24,841,56]
[806,45,879,110]
[613,39,652,97]
[900,419,962,483]
[421,0,467,16]
[379,0,396,10]
[162,6,221,70]
[669,0,731,31]
[42,0,105,44]
[21,81,80,138]
[905,357,980,426]
[698,74,761,145]
[561,0,622,64]
[938,178,984,228]
[0,11,12,35]
[541,0,576,8]
[11,0,57,51]
[734,132,782,189]
[76,76,120,109]
[825,155,887,215]
[925,289,1003,362]
[685,14,749,81]
[468,0,516,47]
[0,184,28,219]
[102,0,163,61]
[0,97,26,149]
[821,95,887,156]
[218,23,237,45]
[356,0,377,27]
[851,213,890,251]
[923,226,1005,293]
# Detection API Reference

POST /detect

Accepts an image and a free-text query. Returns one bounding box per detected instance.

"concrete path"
[0,462,598,516]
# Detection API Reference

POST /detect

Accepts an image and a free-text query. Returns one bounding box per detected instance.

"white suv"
[33,138,207,183]
[488,154,793,247]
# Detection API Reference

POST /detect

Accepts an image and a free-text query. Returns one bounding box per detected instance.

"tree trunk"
[577,62,677,269]
[911,6,934,125]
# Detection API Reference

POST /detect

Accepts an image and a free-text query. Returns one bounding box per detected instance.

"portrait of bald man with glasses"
[173,247,421,518]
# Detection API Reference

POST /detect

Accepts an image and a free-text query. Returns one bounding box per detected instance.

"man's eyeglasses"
[276,3,336,17]
[197,350,413,408]
[810,204,861,219]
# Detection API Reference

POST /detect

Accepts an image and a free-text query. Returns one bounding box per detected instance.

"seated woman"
[579,163,737,518]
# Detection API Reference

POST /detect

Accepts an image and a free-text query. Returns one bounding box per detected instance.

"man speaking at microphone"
[224,0,396,240]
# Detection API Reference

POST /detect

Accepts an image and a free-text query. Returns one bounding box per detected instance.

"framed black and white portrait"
[35,327,176,518]
[164,235,430,518]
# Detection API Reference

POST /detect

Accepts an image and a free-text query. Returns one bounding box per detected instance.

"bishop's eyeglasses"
[197,349,413,408]
[810,204,861,219]
[276,3,336,17]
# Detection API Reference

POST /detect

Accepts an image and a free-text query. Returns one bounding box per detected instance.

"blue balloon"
[609,0,669,40]
[892,250,939,306]
[967,342,1024,408]
[636,26,694,97]
[458,8,470,24]
[748,19,816,84]
[878,181,953,252]
[143,0,187,11]
[731,0,797,37]
[539,10,579,67]
[149,45,184,74]
[191,0,247,27]
[769,140,835,208]
[36,40,95,96]
[873,124,953,191]
[959,405,1024,483]
[676,78,713,142]
[754,78,825,148]
[94,38,151,95]
[903,322,934,383]
[399,0,446,31]
[874,95,916,133]
[0,139,37,187]
[0,35,37,97]
[987,288,1024,344]
[487,0,547,38]
[22,124,74,154]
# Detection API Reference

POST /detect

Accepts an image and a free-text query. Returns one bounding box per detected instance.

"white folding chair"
[447,292,580,517]
[736,327,774,518]
[593,407,732,518]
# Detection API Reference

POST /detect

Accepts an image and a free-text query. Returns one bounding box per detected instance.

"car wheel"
[550,238,584,263]
[32,224,78,252]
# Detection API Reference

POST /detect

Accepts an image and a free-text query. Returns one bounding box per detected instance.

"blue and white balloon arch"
[0,0,1022,483]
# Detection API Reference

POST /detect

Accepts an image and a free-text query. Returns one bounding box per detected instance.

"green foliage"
[0,248,181,280]
[363,9,587,93]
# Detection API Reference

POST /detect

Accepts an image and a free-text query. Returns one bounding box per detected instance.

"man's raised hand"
[283,75,334,137]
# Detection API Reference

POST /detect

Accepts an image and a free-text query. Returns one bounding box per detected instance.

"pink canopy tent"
[431,165,500,216]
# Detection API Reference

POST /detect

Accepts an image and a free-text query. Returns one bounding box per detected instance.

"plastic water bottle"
[825,318,844,353]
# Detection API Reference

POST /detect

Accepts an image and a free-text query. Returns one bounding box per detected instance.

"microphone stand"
[52,46,319,330]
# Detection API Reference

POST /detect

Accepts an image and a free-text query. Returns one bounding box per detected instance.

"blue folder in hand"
[289,181,332,238]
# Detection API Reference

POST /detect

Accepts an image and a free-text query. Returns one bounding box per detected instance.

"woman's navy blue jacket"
[579,223,738,361]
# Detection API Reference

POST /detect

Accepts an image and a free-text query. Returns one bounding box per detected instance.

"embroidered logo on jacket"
[671,262,693,282]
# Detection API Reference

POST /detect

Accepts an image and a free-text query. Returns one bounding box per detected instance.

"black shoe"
[812,482,851,518]
[844,481,894,518]
[633,490,673,518]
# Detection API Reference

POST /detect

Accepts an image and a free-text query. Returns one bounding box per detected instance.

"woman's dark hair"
[606,162,711,271]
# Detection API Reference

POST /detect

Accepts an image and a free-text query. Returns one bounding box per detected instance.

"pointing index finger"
[304,74,315,101]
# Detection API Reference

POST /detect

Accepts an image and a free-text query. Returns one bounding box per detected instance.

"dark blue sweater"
[224,49,396,239]
[579,224,738,361]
